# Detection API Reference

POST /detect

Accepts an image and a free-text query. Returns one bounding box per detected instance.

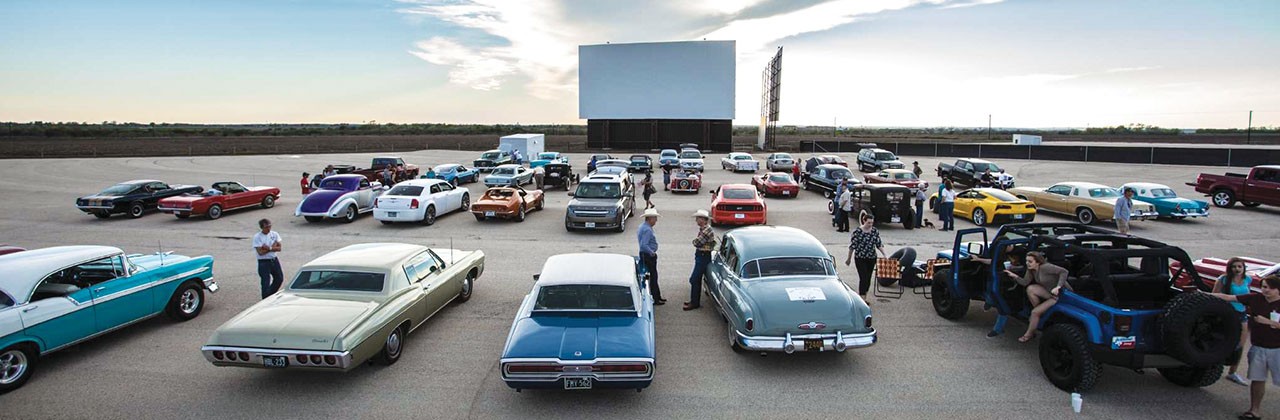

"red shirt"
[1238,293,1280,349]
[300,177,310,194]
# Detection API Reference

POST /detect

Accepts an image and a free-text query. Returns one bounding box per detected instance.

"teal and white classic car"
[0,246,217,393]
[704,226,876,354]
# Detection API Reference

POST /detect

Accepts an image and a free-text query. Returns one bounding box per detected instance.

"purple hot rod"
[294,174,385,223]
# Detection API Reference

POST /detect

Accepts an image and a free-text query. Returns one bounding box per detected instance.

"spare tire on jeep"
[1161,292,1241,368]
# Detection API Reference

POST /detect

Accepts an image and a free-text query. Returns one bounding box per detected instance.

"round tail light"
[324,355,337,365]
[212,351,224,360]
[296,355,308,364]
[310,355,322,364]
[238,352,250,361]
[225,352,237,361]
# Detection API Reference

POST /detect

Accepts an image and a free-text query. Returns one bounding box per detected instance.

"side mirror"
[965,242,986,256]
[532,273,540,282]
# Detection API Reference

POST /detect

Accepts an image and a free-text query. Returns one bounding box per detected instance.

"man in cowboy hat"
[637,208,665,305]
[685,209,717,310]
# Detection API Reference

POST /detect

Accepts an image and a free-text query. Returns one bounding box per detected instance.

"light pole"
[1247,110,1253,145]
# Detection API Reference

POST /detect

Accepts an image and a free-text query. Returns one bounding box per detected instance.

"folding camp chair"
[914,259,939,299]
[873,258,904,298]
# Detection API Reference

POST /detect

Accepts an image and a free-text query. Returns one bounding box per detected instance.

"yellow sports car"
[930,187,1036,226]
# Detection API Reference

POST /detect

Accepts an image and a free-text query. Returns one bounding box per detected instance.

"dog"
[921,219,936,228]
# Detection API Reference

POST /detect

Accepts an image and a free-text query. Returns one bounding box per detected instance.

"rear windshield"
[893,172,918,180]
[575,182,622,199]
[373,158,400,167]
[539,153,557,159]
[319,177,357,190]
[680,151,700,159]
[743,257,836,279]
[481,152,500,159]
[661,150,677,157]
[1149,188,1177,198]
[493,167,516,176]
[387,185,425,196]
[631,156,647,162]
[535,285,634,311]
[769,174,792,182]
[829,168,853,179]
[734,155,751,160]
[723,189,756,200]
[1088,188,1119,198]
[773,153,792,159]
[100,184,137,195]
[985,189,1020,201]
[291,271,384,292]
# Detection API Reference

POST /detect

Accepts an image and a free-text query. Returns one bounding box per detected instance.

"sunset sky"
[2,0,1277,128]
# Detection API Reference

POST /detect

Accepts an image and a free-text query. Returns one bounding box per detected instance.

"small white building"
[1012,134,1042,145]
[499,134,546,161]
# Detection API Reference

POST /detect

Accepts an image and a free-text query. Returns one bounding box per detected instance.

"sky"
[1,0,1277,129]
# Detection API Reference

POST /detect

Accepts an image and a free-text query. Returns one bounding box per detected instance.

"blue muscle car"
[295,174,385,223]
[1121,182,1210,219]
[76,179,203,219]
[426,164,480,185]
[0,246,217,393]
[530,152,568,168]
[500,253,655,391]
[704,226,876,354]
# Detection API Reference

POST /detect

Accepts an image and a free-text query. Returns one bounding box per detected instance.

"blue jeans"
[915,199,925,227]
[688,251,711,306]
[257,258,284,299]
[940,202,955,230]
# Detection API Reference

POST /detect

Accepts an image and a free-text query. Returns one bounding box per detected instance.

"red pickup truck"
[1188,165,1280,208]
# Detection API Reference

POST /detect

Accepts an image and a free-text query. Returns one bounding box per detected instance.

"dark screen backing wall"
[587,119,732,151]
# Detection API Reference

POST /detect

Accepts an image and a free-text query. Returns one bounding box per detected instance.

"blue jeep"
[931,223,1241,392]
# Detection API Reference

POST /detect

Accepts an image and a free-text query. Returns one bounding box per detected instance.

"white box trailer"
[498,134,546,162]
[1012,134,1042,145]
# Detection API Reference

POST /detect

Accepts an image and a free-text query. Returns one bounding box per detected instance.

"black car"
[628,155,653,173]
[543,162,578,190]
[829,184,914,229]
[803,162,857,197]
[76,180,202,219]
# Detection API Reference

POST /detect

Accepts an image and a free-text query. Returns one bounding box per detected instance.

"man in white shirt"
[939,180,957,231]
[253,218,284,299]
[837,186,855,232]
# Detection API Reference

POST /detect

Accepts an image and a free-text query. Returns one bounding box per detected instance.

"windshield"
[631,156,647,162]
[1088,188,1120,198]
[1150,188,1177,198]
[679,151,700,159]
[535,285,634,311]
[829,168,853,179]
[660,150,677,157]
[319,177,357,190]
[972,162,1002,173]
[875,152,897,161]
[575,182,622,199]
[437,165,458,173]
[743,257,836,279]
[769,174,793,183]
[894,172,918,180]
[100,184,137,195]
[774,153,792,159]
[538,153,557,159]
[291,270,384,292]
[723,189,756,200]
[734,155,751,160]
[986,189,1020,201]
[387,185,424,196]
[481,152,500,159]
[493,167,515,176]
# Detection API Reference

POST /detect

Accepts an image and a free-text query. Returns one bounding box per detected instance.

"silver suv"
[565,174,636,232]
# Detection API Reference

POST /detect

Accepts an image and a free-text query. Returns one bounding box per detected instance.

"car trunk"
[504,313,651,360]
[740,277,863,336]
[209,295,376,351]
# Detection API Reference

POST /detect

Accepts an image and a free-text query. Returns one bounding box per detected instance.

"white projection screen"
[578,41,735,120]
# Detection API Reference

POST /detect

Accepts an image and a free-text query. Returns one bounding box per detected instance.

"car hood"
[739,276,870,336]
[207,294,377,351]
[679,158,704,164]
[128,252,197,270]
[502,314,652,360]
[299,189,350,213]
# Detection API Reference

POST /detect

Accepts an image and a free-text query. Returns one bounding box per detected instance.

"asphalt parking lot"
[1,150,1277,419]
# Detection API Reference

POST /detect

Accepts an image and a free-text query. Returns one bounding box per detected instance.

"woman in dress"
[844,211,886,297]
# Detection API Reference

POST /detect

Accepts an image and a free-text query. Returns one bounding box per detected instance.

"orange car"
[471,186,544,222]
[709,184,767,226]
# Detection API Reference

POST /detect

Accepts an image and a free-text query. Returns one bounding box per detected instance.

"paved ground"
[1,150,1277,419]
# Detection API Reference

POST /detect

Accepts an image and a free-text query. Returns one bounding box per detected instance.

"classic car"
[710,184,767,226]
[484,164,534,188]
[201,243,485,372]
[1172,256,1278,291]
[474,149,514,172]
[678,149,705,172]
[500,253,654,391]
[374,179,470,225]
[817,154,848,167]
[668,169,703,193]
[295,174,386,223]
[856,148,905,172]
[472,186,545,222]
[565,174,636,232]
[703,226,876,354]
[530,152,569,168]
[628,155,653,173]
[658,149,680,169]
[1,245,217,392]
[937,158,1015,189]
[803,163,857,197]
[158,182,281,220]
[928,187,1036,226]
[864,169,923,192]
[765,152,796,171]
[842,184,915,229]
[543,162,578,191]
[426,164,479,185]
[1188,165,1280,208]
[1010,182,1157,225]
[752,172,800,198]
[721,153,761,172]
[76,180,203,219]
[1121,182,1210,219]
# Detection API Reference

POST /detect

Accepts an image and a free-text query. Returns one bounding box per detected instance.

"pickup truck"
[936,158,1014,189]
[319,157,419,185]
[1188,165,1280,208]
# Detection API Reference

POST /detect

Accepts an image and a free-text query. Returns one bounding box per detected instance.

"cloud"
[1104,66,1161,74]
[940,0,1004,9]
[408,37,513,90]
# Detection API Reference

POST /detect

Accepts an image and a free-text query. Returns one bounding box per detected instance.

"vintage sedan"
[721,153,760,172]
[474,149,514,172]
[427,164,479,185]
[1010,182,1157,225]
[765,153,796,171]
[484,164,534,188]
[158,182,280,220]
[202,243,484,372]
[374,179,470,225]
[804,164,857,197]
[710,184,767,226]
[1,246,217,392]
[500,253,654,391]
[929,187,1036,226]
[530,152,569,168]
[472,186,544,222]
[864,169,924,192]
[669,169,703,193]
[752,172,800,198]
[628,155,653,173]
[76,180,202,219]
[295,174,385,223]
[704,226,876,354]
[1121,182,1210,219]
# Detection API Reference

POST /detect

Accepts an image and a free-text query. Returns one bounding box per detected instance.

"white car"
[721,153,760,172]
[765,153,795,171]
[374,179,470,225]
[678,149,704,172]
[483,164,533,188]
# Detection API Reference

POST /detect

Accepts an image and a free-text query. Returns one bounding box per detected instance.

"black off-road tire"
[1039,323,1101,392]
[1158,365,1223,387]
[931,269,970,320]
[1161,292,1241,367]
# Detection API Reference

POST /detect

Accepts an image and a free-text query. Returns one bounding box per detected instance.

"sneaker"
[1227,373,1249,386]
[986,330,1001,338]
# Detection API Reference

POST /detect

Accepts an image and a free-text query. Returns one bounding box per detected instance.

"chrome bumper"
[202,277,219,293]
[736,330,877,353]
[201,345,352,370]
[1169,210,1209,217]
[77,205,115,210]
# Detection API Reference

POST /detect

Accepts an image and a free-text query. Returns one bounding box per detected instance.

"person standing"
[513,149,523,166]
[532,165,545,190]
[300,172,311,195]
[588,156,598,174]
[684,210,716,311]
[662,166,672,191]
[637,209,666,305]
[912,161,923,178]
[844,211,886,297]
[424,166,436,180]
[381,165,393,186]
[837,185,854,232]
[832,179,848,227]
[1115,187,1134,235]
[253,219,285,299]
[914,182,928,229]
[939,180,957,231]
[641,172,656,209]
[1216,257,1257,386]
[1206,275,1280,420]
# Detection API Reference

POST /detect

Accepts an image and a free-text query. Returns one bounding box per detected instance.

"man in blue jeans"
[252,218,285,299]
[637,208,666,305]
[684,209,717,311]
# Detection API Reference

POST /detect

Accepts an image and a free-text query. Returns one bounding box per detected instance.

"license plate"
[585,222,596,228]
[804,340,824,351]
[550,173,560,177]
[387,212,397,217]
[783,191,790,195]
[891,215,901,223]
[735,214,745,219]
[262,355,288,368]
[1013,214,1024,219]
[485,211,496,217]
[563,377,593,390]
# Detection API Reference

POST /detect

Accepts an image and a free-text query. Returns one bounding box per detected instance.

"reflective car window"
[986,189,1020,201]
[575,183,622,198]
[481,152,500,159]
[320,177,356,190]
[745,257,835,279]
[679,151,700,159]
[403,252,440,283]
[1150,188,1177,198]
[723,189,756,200]
[535,285,634,311]
[291,270,384,292]
[0,291,11,309]
[1088,188,1119,198]
[895,172,918,180]
[360,179,371,189]
[430,184,443,194]
[875,152,896,160]
[100,184,138,195]
[768,174,792,182]
[829,168,852,179]
[387,185,424,196]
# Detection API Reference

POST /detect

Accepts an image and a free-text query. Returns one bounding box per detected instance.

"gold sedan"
[1008,182,1156,225]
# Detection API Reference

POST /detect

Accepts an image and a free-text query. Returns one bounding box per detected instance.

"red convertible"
[709,184,767,226]
[751,172,800,197]
[1172,256,1278,291]
[159,182,281,220]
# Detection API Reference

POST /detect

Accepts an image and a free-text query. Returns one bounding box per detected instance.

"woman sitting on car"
[1013,251,1071,343]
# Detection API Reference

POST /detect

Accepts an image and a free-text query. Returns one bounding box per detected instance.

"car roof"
[660,149,677,154]
[583,174,625,182]
[0,246,122,298]
[1056,181,1111,190]
[494,164,522,169]
[303,243,428,271]
[867,148,893,154]
[728,226,830,263]
[537,253,636,287]
[394,178,447,187]
[1122,182,1170,190]
[325,174,366,182]
[816,164,849,170]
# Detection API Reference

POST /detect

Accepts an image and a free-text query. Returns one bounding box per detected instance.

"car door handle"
[23,305,38,313]
[94,287,107,292]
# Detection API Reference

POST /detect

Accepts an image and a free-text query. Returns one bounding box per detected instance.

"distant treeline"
[2,121,1275,138]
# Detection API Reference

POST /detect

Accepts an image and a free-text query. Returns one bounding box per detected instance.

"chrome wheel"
[0,349,28,386]
[208,204,223,220]
[386,330,402,358]
[972,209,986,226]
[179,288,201,315]
[261,195,275,208]
[461,194,470,210]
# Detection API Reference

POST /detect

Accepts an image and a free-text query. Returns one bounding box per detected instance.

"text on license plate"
[387,212,397,217]
[783,191,790,195]
[485,211,496,217]
[262,355,288,368]
[891,216,901,223]
[734,214,745,219]
[804,340,823,351]
[550,173,560,177]
[1013,214,1024,219]
[585,222,596,228]
[564,377,592,390]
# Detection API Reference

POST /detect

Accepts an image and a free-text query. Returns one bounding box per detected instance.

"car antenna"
[158,240,164,264]
[450,237,454,265]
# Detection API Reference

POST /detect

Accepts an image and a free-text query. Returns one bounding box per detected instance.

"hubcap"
[975,210,985,225]
[347,207,355,220]
[387,332,402,357]
[180,289,200,314]
[0,350,28,385]
[210,207,221,218]
[1215,194,1229,206]
[463,276,473,296]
